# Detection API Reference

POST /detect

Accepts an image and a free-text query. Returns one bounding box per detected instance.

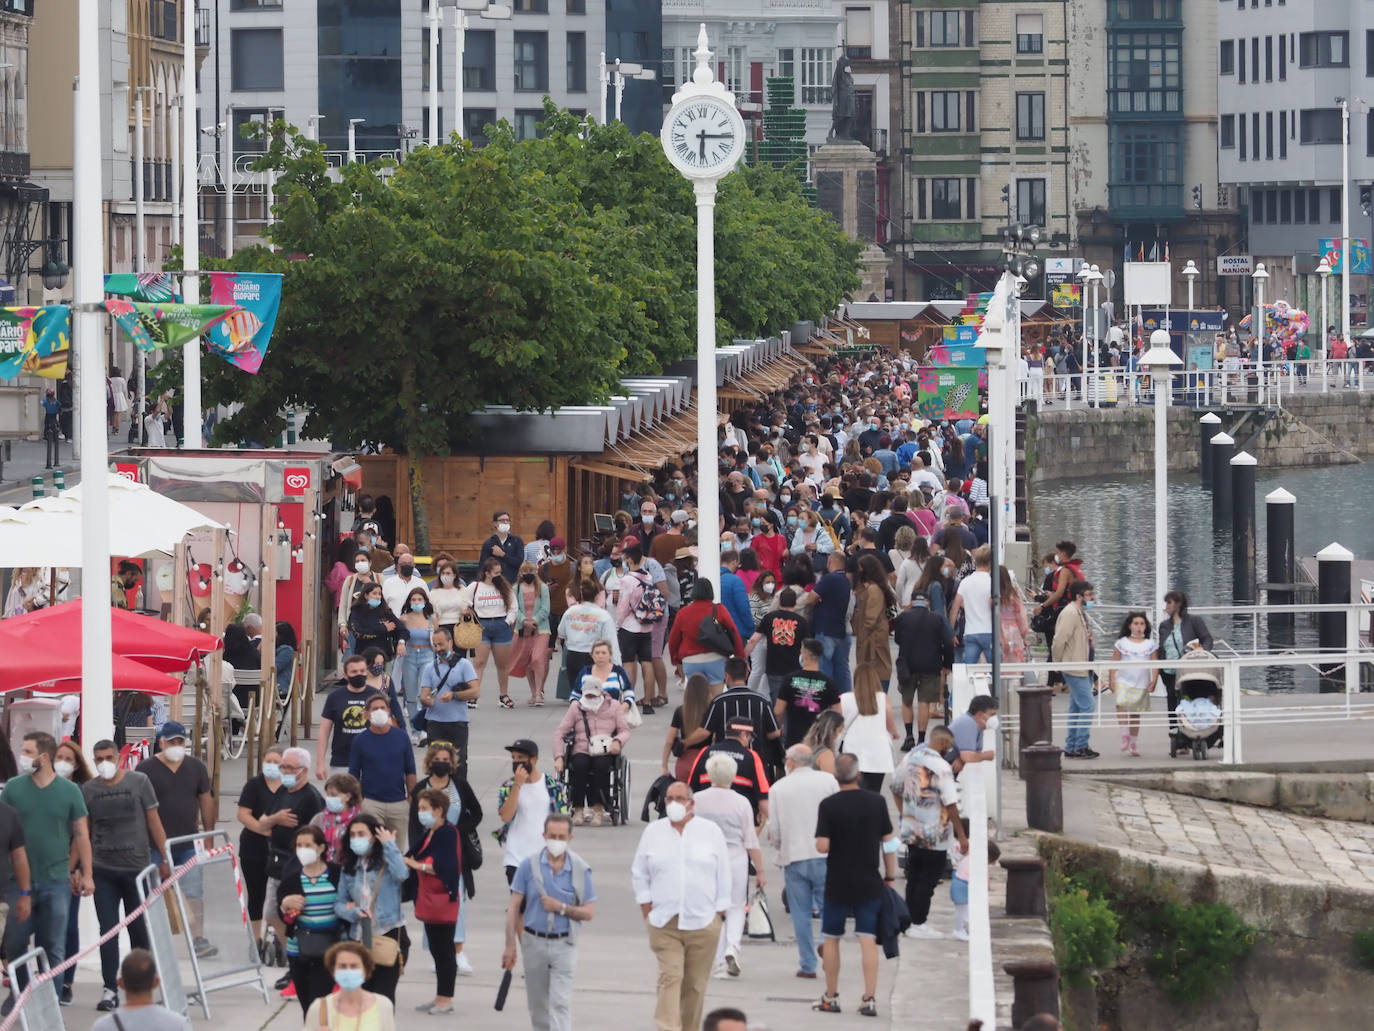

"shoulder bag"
[412,830,460,925]
[582,710,615,757]
[696,604,736,657]
[358,865,401,968]
[452,611,482,652]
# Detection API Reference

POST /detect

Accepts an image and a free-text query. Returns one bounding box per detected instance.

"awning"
[718,350,811,400]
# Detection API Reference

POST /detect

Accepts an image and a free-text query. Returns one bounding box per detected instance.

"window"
[317,0,402,152]
[513,32,548,91]
[567,0,584,12]
[661,47,676,98]
[1279,110,1287,158]
[845,7,873,60]
[931,178,962,219]
[929,11,962,47]
[777,48,794,82]
[1368,111,1374,156]
[1238,113,1246,159]
[231,29,284,91]
[232,108,269,161]
[514,109,543,140]
[1252,189,1264,225]
[421,108,441,144]
[930,91,961,132]
[463,108,496,146]
[1266,191,1276,224]
[1017,179,1046,226]
[231,0,281,8]
[1220,114,1235,148]
[725,46,745,100]
[1368,31,1374,76]
[1330,187,1341,222]
[1016,14,1044,54]
[1112,0,1180,18]
[1108,123,1182,212]
[513,0,547,11]
[464,30,496,91]
[1299,108,1342,144]
[1279,36,1286,79]
[1293,189,1305,223]
[1279,190,1291,224]
[1299,32,1348,68]
[1252,112,1260,160]
[1238,37,1246,82]
[800,48,832,105]
[1108,29,1182,113]
[566,32,585,91]
[1016,92,1045,140]
[1309,188,1320,219]
[1264,36,1272,80]
[421,28,442,92]
[1219,40,1234,75]
[1265,111,1273,159]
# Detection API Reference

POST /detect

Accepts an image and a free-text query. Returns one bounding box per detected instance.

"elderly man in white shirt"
[691,754,764,981]
[381,547,428,614]
[631,780,732,1031]
[764,744,838,979]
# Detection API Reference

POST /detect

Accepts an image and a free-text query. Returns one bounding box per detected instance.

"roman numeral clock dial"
[661,94,745,180]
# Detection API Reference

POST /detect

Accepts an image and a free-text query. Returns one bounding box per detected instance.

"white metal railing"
[1035,360,1374,411]
[950,665,996,1026]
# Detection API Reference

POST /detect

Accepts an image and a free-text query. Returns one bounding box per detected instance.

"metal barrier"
[158,831,268,1018]
[136,864,190,1016]
[9,951,61,1031]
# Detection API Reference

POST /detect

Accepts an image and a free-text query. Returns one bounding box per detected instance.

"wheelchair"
[558,732,632,827]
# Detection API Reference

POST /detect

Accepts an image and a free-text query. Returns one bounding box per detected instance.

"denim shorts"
[950,875,969,905]
[821,894,882,938]
[682,655,726,684]
[481,617,513,645]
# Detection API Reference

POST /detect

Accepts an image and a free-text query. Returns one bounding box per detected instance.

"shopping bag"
[745,886,775,941]
[555,655,572,700]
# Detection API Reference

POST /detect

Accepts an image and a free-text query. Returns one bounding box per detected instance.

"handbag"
[1030,606,1057,636]
[295,925,340,959]
[588,734,615,757]
[624,700,643,729]
[697,605,735,656]
[413,832,460,924]
[460,823,484,871]
[266,847,291,881]
[745,886,775,940]
[452,612,482,652]
[358,866,401,968]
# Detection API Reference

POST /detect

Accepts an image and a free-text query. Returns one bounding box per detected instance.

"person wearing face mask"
[947,696,1000,774]
[361,647,405,736]
[334,817,409,1002]
[235,747,284,956]
[349,696,417,850]
[309,773,363,865]
[346,584,406,675]
[496,740,569,884]
[427,559,465,639]
[503,814,596,1031]
[83,739,169,1014]
[260,748,324,991]
[51,740,93,1003]
[302,942,395,1031]
[537,537,572,654]
[418,627,481,780]
[402,789,462,1014]
[136,723,215,959]
[393,589,436,736]
[316,657,385,780]
[277,824,343,1015]
[512,560,554,706]
[630,781,731,1031]
[552,683,630,827]
[479,509,526,585]
[336,533,387,657]
[1052,579,1100,759]
[381,547,427,614]
[890,728,968,946]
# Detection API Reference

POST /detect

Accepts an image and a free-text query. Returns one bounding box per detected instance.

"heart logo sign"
[283,467,311,495]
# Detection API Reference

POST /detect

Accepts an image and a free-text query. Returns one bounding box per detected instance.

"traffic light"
[1191,184,1202,210]
[1362,186,1372,218]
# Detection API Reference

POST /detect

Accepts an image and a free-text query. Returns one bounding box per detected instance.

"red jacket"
[751,531,788,578]
[669,600,743,664]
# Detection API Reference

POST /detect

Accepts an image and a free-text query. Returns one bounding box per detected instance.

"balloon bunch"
[1239,301,1309,342]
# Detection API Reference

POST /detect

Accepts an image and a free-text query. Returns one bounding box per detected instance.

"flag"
[1137,243,1145,261]
[0,306,69,380]
[204,272,282,374]
[1123,241,1130,263]
[104,272,181,302]
[1164,242,1171,262]
[1150,243,1159,262]
[104,300,237,352]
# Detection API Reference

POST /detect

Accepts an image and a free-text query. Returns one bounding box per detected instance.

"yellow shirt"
[305,995,395,1031]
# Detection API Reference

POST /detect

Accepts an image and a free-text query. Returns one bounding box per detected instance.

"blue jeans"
[4,878,72,990]
[400,645,431,723]
[1064,674,1094,753]
[818,633,852,694]
[93,868,150,990]
[963,633,995,666]
[783,858,827,974]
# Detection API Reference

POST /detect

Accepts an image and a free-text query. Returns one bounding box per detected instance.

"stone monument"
[815,55,887,301]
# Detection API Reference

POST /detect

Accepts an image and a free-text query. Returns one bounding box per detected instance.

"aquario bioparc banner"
[0,306,71,380]
[916,365,982,421]
[103,271,282,373]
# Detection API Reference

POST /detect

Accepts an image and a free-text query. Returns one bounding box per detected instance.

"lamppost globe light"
[1026,225,1042,245]
[1021,258,1039,280]
[1181,260,1199,279]
[1252,262,1269,283]
[1076,264,1092,282]
[1316,257,1332,276]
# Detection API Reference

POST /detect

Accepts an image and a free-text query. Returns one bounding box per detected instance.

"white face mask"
[497,522,511,534]
[762,583,775,595]
[369,709,390,727]
[440,573,455,586]
[296,847,320,867]
[354,560,370,573]
[544,839,568,858]
[162,745,186,764]
[665,800,688,823]
[96,760,119,781]
[579,694,604,712]
[985,715,1000,732]
[17,755,35,774]
[54,760,75,779]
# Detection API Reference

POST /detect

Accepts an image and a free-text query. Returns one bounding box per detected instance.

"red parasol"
[3,600,223,673]
[0,646,183,696]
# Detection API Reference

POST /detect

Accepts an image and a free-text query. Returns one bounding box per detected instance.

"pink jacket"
[554,699,631,757]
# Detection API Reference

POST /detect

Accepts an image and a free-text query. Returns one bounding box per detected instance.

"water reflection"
[1030,464,1374,693]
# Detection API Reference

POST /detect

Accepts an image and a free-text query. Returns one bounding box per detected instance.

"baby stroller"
[1171,650,1223,760]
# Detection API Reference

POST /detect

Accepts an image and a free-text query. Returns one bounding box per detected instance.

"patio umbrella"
[0,644,182,696]
[2,600,222,674]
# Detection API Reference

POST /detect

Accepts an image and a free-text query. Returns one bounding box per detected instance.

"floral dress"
[1113,636,1156,712]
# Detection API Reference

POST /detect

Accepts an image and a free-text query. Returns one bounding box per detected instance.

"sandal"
[533,693,545,707]
[498,695,515,709]
[858,996,878,1018]
[812,994,841,1013]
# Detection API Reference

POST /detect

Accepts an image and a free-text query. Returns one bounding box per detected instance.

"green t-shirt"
[0,774,88,881]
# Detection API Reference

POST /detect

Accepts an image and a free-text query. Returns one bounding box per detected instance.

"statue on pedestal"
[829,55,855,142]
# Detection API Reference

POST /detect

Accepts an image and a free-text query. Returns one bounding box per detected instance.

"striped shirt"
[285,869,339,958]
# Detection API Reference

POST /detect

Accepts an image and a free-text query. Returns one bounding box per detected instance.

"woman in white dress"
[1108,611,1157,757]
[840,663,900,793]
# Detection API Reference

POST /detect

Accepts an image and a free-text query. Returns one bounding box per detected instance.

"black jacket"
[877,884,911,959]
[1159,612,1213,655]
[893,605,955,677]
[409,775,483,899]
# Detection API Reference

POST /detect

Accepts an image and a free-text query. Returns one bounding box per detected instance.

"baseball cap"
[548,536,567,550]
[670,510,691,525]
[159,721,188,742]
[504,738,539,758]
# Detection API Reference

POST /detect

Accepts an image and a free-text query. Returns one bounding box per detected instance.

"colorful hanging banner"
[105,300,236,352]
[941,325,980,346]
[916,366,982,421]
[0,306,70,380]
[205,271,282,374]
[927,344,986,368]
[103,272,181,302]
[1051,283,1081,307]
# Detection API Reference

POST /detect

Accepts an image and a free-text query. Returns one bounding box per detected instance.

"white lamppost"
[426,0,443,146]
[1317,256,1332,392]
[1253,261,1269,401]
[611,59,656,122]
[445,0,508,144]
[1182,258,1198,310]
[76,0,115,743]
[1141,330,1182,626]
[1089,264,1102,407]
[133,85,151,274]
[598,51,609,126]
[348,118,365,163]
[1336,97,1359,350]
[182,0,202,447]
[306,114,324,142]
[222,108,235,260]
[1075,262,1093,409]
[660,24,745,595]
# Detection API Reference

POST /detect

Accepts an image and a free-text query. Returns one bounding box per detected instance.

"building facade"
[1217,1,1374,325]
[606,0,662,136]
[1069,0,1241,311]
[892,1,1071,301]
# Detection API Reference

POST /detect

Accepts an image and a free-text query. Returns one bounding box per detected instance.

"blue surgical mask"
[721,540,734,553]
[367,598,381,609]
[349,836,371,856]
[787,516,798,527]
[261,762,280,780]
[410,602,425,612]
[1044,565,1055,575]
[417,809,437,828]
[751,517,761,527]
[325,795,345,814]
[1084,599,1096,609]
[334,968,365,992]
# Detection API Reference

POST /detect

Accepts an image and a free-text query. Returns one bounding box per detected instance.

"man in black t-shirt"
[845,529,894,577]
[813,754,896,1017]
[744,589,810,702]
[687,720,771,822]
[774,640,840,747]
[314,656,383,779]
[690,658,782,753]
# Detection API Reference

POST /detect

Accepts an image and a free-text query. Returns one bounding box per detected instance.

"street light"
[1076,262,1094,409]
[1088,264,1103,406]
[451,2,511,142]
[612,59,657,122]
[348,118,366,163]
[1253,261,1270,401]
[1336,97,1367,351]
[1182,259,1199,310]
[1141,329,1182,625]
[1317,255,1332,393]
[41,243,69,292]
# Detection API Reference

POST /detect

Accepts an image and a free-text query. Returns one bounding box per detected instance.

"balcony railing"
[196,7,211,47]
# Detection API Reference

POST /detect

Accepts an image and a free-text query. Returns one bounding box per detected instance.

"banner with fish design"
[104,300,236,352]
[0,306,70,380]
[204,271,281,374]
[915,365,982,421]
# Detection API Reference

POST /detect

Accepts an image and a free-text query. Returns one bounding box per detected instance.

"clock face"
[662,96,745,179]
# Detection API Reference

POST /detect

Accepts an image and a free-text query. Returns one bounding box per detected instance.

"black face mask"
[398,564,414,578]
[511,760,532,774]
[429,761,452,778]
[346,673,368,688]
[521,573,535,583]
[368,663,385,676]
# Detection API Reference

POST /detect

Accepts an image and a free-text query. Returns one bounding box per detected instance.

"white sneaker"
[904,923,944,940]
[952,926,969,941]
[711,964,730,979]
[455,952,474,976]
[724,946,741,977]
